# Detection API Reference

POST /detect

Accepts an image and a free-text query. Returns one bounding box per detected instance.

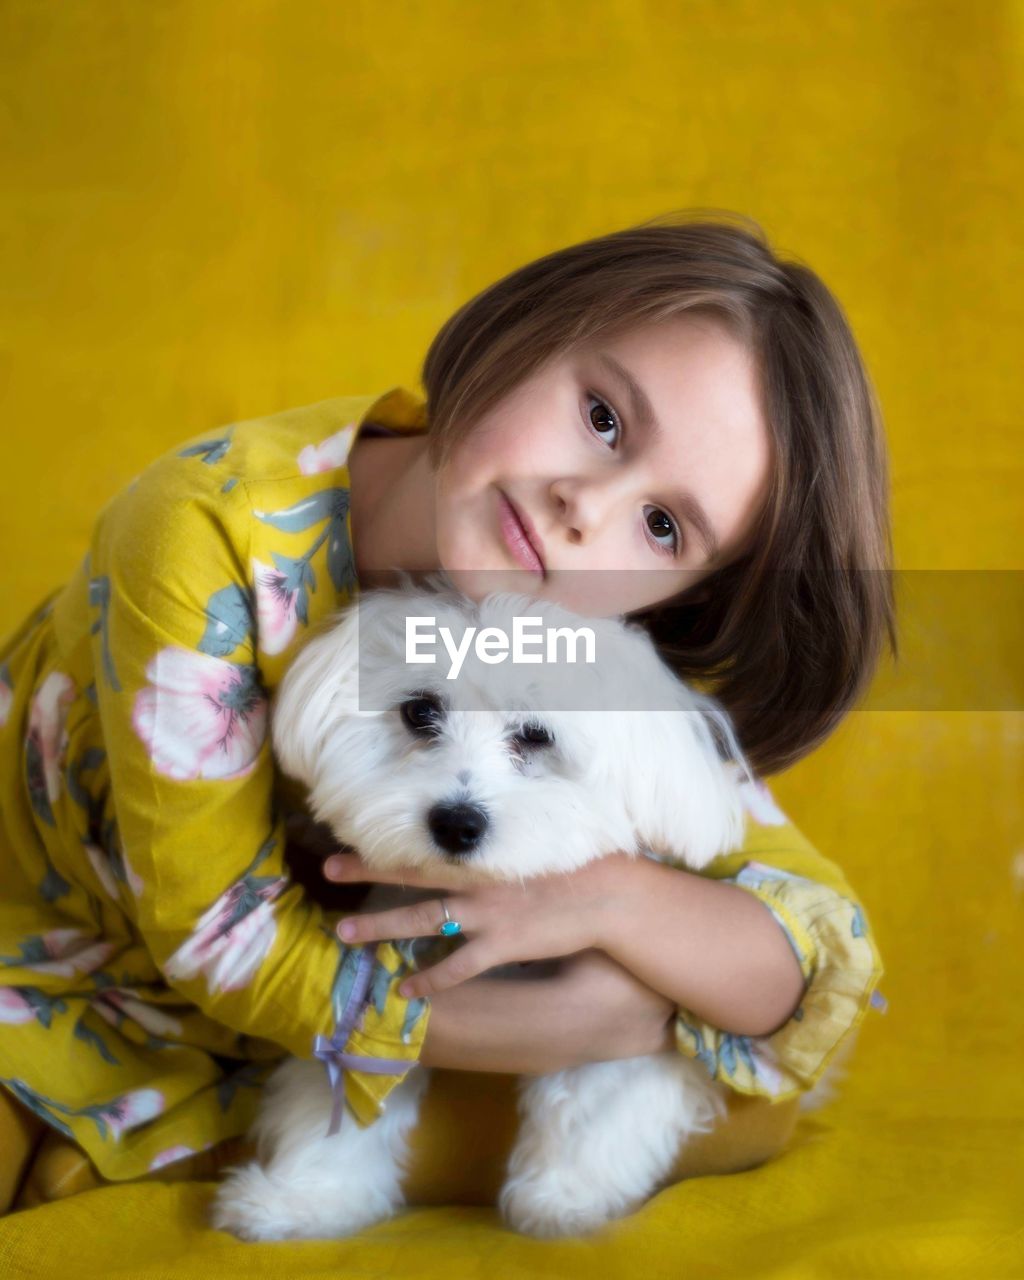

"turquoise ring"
[438,899,462,937]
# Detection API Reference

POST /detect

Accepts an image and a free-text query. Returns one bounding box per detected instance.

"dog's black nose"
[427,802,488,858]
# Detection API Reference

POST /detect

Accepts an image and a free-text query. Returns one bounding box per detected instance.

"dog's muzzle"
[427,801,489,859]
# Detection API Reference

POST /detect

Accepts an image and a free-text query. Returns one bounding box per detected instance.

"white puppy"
[212,576,760,1241]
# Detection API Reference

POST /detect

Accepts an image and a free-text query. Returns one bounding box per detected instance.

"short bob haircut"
[419,210,897,778]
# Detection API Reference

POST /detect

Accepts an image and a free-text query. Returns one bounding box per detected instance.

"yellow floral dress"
[0,386,886,1182]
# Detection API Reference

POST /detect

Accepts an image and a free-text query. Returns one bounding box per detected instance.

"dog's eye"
[514,721,553,749]
[400,694,444,736]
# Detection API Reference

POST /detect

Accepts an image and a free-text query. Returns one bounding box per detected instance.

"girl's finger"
[398,945,490,999]
[323,853,373,881]
[336,896,468,945]
[323,853,473,890]
[323,853,429,885]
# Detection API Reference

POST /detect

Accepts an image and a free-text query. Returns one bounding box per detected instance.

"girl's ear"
[270,606,363,787]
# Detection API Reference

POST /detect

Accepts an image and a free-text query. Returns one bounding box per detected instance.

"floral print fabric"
[0,390,431,1180]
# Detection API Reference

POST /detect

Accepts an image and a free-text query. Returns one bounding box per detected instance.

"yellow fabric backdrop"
[1,1,1021,1275]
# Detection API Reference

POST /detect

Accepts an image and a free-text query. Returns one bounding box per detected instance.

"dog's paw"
[211,1161,391,1242]
[211,1163,293,1242]
[498,1172,625,1239]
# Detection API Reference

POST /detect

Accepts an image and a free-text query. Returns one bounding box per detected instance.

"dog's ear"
[612,683,752,872]
[270,603,364,786]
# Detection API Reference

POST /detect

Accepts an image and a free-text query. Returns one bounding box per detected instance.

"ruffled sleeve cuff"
[673,861,885,1103]
[313,939,432,1130]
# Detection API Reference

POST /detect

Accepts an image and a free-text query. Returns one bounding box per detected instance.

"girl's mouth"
[497,492,545,577]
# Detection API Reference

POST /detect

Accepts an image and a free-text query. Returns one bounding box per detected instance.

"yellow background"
[1,1,1021,1275]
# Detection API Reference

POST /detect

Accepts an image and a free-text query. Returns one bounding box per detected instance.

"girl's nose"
[549,474,623,544]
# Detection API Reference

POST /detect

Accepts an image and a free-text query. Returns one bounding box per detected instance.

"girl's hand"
[323,850,636,999]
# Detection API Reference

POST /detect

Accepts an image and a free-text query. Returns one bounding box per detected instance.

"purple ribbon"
[312,945,418,1137]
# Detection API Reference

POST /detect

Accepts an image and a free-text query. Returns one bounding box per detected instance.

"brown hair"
[420,210,897,777]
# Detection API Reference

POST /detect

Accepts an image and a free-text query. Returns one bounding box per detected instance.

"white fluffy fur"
[211,575,789,1241]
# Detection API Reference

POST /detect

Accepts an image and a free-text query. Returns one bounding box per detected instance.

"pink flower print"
[16,928,116,979]
[132,647,267,781]
[92,1088,165,1140]
[745,1038,785,1094]
[149,1144,196,1171]
[298,422,356,476]
[253,489,356,623]
[737,777,790,827]
[252,556,303,656]
[164,854,288,994]
[26,670,77,809]
[85,842,120,899]
[0,988,36,1024]
[121,846,145,896]
[92,987,185,1039]
[84,838,144,902]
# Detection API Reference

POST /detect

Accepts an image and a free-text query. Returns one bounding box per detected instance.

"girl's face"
[433,315,772,618]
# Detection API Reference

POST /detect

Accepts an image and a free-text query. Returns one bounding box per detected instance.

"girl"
[0,212,891,1213]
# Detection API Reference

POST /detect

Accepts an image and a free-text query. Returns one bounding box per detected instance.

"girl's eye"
[584,392,682,559]
[586,394,620,445]
[644,506,680,555]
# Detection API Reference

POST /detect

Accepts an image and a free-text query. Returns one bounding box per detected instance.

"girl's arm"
[84,455,429,1130]
[419,948,677,1074]
[592,857,809,1039]
[417,862,806,1073]
[418,977,570,1074]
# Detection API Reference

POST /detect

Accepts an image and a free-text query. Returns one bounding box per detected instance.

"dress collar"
[354,386,429,441]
